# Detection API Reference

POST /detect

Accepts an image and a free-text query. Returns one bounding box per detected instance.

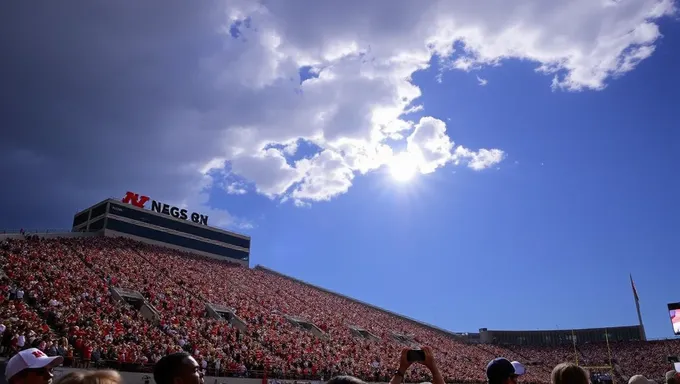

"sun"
[389,152,418,182]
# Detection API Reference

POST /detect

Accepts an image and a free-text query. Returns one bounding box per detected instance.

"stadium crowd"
[1,236,679,384]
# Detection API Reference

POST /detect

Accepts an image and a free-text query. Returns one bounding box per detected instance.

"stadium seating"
[1,236,678,383]
[0,276,52,355]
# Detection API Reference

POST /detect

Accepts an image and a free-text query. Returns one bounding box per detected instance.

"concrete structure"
[476,325,643,346]
[72,197,250,266]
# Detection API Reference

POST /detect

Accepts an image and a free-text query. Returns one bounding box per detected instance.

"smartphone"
[406,349,426,362]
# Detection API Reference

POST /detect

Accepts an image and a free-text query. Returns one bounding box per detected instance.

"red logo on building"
[121,191,150,208]
[119,191,209,225]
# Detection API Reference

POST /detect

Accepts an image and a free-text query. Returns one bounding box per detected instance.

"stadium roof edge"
[484,324,642,334]
[76,198,251,240]
[253,264,464,339]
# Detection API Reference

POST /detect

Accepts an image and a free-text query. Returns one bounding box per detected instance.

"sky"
[1,1,679,339]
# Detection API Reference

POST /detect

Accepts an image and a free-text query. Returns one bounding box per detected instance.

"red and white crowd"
[1,237,678,384]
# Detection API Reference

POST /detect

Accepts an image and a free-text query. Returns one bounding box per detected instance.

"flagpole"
[630,274,647,341]
[635,297,646,341]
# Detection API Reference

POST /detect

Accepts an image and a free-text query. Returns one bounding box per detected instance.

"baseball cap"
[487,358,518,383]
[629,375,656,384]
[511,361,526,376]
[5,348,64,381]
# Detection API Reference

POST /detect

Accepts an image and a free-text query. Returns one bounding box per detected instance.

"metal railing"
[53,358,330,382]
[59,359,266,377]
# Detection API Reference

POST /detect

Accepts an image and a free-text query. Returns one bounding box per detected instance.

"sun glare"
[389,152,418,182]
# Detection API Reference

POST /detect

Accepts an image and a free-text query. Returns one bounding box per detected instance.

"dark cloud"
[0,1,233,228]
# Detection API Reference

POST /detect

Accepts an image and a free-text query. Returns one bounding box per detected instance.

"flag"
[630,274,639,302]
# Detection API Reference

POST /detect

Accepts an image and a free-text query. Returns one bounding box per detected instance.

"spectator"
[511,362,526,377]
[4,236,680,383]
[551,363,590,384]
[629,375,656,384]
[154,351,204,384]
[390,347,444,384]
[487,358,524,384]
[666,371,679,384]
[55,370,122,384]
[18,332,26,350]
[5,348,64,384]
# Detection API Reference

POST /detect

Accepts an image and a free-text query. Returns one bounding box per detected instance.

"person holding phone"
[389,346,445,384]
[324,347,443,384]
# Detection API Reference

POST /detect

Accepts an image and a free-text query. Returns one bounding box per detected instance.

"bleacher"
[1,236,679,384]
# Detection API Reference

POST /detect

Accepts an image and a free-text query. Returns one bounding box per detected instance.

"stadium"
[1,193,678,384]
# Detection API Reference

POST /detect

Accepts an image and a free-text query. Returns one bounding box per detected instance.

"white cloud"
[454,147,506,171]
[292,150,355,202]
[230,148,304,198]
[407,117,455,174]
[169,171,251,230]
[476,75,489,86]
[204,0,673,204]
[433,0,675,91]
[2,0,673,222]
[226,182,248,195]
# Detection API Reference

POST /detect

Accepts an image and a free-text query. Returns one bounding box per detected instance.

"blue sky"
[214,20,680,338]
[1,1,678,340]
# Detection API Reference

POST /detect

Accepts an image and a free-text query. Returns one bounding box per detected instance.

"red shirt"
[83,346,93,360]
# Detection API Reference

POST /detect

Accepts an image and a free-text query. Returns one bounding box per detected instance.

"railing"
[0,228,74,234]
[60,359,449,383]
[60,359,265,377]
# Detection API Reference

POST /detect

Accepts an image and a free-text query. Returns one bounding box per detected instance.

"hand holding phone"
[406,349,426,363]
